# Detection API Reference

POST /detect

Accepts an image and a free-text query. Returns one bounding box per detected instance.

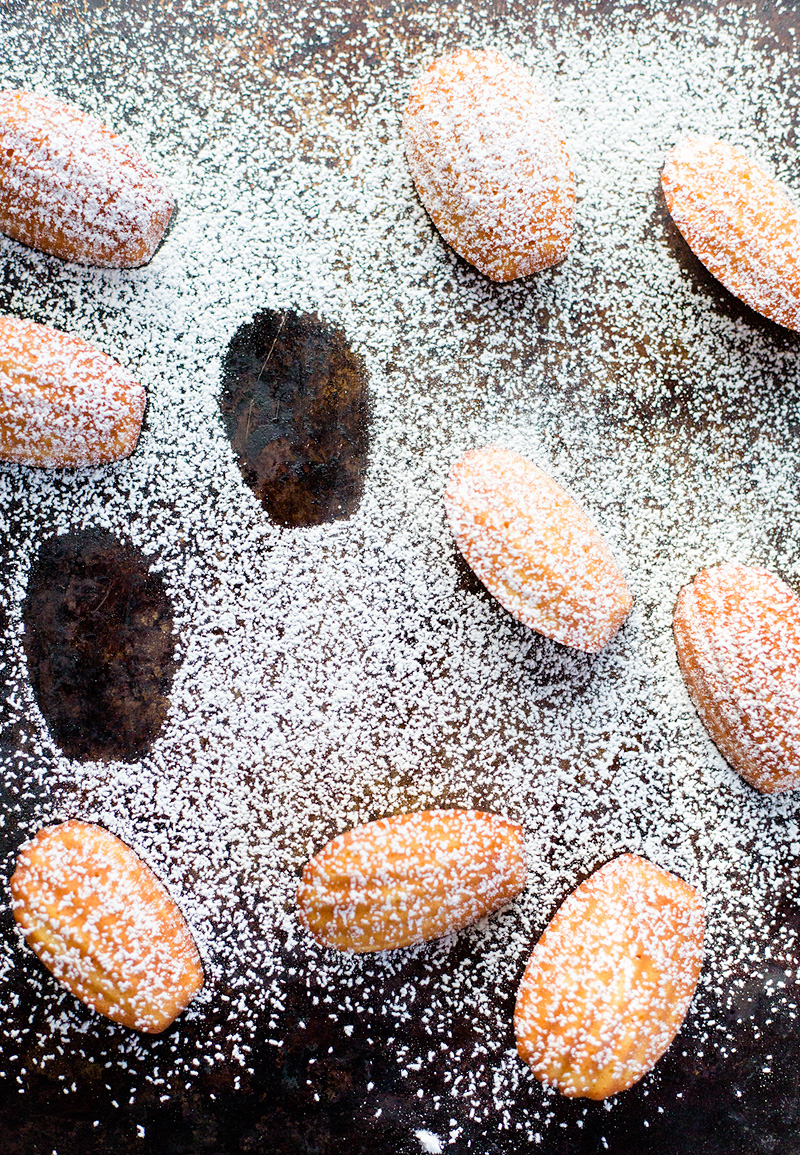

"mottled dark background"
[1,0,800,1151]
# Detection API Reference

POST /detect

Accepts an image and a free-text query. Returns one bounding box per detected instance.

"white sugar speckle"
[415,1128,444,1153]
[0,0,798,1146]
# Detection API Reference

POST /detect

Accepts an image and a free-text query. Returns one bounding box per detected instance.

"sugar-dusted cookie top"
[403,48,574,281]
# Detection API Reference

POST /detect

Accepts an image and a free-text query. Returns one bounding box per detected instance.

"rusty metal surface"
[0,0,799,1152]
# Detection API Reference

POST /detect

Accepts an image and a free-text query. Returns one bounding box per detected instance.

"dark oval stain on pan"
[22,528,177,762]
[220,308,370,527]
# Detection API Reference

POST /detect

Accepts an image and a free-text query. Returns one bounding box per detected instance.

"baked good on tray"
[673,562,800,793]
[445,445,632,652]
[402,48,574,281]
[297,809,526,951]
[10,820,204,1033]
[1,14,796,1146]
[514,854,704,1099]
[0,89,174,267]
[661,136,800,331]
[0,314,145,467]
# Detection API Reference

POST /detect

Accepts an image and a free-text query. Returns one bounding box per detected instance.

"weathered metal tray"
[1,0,800,1151]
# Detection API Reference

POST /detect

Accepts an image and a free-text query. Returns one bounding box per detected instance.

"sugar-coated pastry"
[673,562,800,793]
[514,854,704,1100]
[402,48,575,281]
[661,136,800,331]
[10,820,204,1033]
[445,445,632,652]
[297,809,526,952]
[0,314,145,467]
[0,90,174,267]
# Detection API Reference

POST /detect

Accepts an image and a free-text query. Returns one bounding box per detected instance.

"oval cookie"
[11,820,204,1033]
[661,136,800,331]
[402,48,575,281]
[514,854,704,1099]
[298,809,526,952]
[674,562,800,793]
[0,89,174,267]
[0,314,145,467]
[445,445,632,652]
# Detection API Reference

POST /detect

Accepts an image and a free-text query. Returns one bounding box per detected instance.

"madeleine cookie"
[445,445,632,652]
[514,855,704,1099]
[0,314,145,467]
[0,90,174,267]
[10,820,204,1033]
[402,48,574,281]
[297,809,526,952]
[661,136,800,331]
[674,562,800,793]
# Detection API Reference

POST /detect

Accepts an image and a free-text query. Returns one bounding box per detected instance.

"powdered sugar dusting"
[674,562,800,794]
[445,444,632,652]
[0,315,144,466]
[0,90,175,268]
[402,47,575,282]
[514,854,704,1099]
[0,0,797,1148]
[662,135,800,332]
[298,809,526,951]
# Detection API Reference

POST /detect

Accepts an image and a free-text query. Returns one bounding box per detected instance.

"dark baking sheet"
[1,0,800,1151]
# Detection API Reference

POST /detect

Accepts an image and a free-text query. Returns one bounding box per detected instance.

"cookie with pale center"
[402,48,575,282]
